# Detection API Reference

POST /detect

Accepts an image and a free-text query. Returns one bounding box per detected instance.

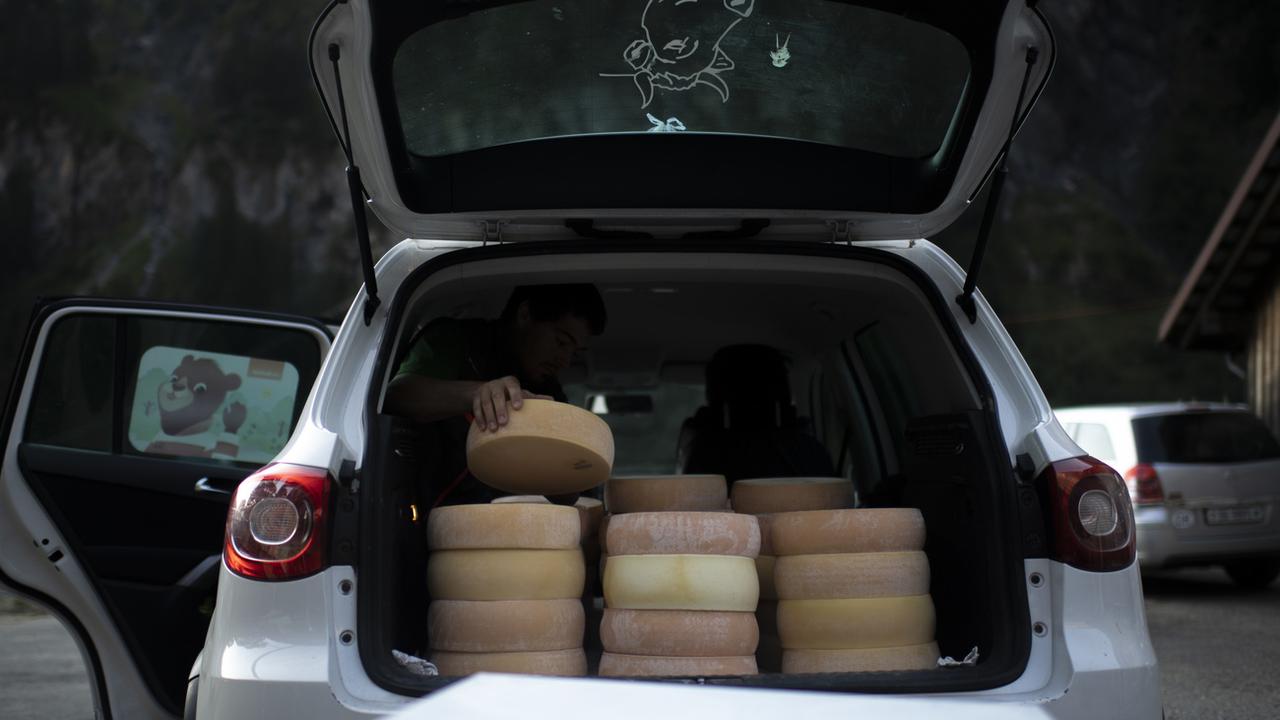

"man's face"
[516,308,591,384]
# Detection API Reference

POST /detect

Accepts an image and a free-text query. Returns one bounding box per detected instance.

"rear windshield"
[391,0,970,158]
[1132,412,1280,464]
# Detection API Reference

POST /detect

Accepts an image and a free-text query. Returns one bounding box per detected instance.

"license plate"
[1204,505,1267,525]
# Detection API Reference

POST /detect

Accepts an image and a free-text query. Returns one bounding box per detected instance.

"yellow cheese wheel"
[431,648,587,677]
[770,509,925,556]
[782,643,939,674]
[731,477,855,515]
[598,653,757,677]
[428,549,585,601]
[427,503,580,550]
[777,596,936,650]
[773,552,930,600]
[427,599,585,652]
[756,555,777,601]
[575,497,605,542]
[600,609,759,657]
[603,554,759,612]
[605,512,760,558]
[605,475,728,513]
[466,399,614,495]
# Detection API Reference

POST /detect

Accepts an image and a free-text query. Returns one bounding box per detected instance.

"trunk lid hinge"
[480,220,505,246]
[828,220,852,245]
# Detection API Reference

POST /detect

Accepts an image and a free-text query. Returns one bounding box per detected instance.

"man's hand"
[472,375,552,432]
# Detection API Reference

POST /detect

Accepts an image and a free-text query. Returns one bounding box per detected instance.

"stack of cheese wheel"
[771,508,938,674]
[426,502,587,676]
[600,474,730,574]
[730,477,856,672]
[600,511,761,677]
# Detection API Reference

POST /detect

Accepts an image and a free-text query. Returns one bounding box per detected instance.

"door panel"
[1,300,330,718]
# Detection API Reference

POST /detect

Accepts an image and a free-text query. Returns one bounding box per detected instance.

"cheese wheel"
[756,514,776,556]
[428,549,585,600]
[491,495,552,504]
[428,504,580,550]
[773,552,930,600]
[427,599,585,652]
[466,399,614,495]
[432,648,587,677]
[599,653,757,677]
[606,512,760,558]
[605,475,728,513]
[777,596,936,650]
[600,609,759,656]
[604,554,758,611]
[731,477,855,515]
[756,555,777,601]
[770,509,925,556]
[782,643,939,674]
[575,497,605,541]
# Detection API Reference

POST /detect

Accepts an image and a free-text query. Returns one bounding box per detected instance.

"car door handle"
[194,477,234,497]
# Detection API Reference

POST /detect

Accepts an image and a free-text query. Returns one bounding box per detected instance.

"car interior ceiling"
[364,253,1024,688]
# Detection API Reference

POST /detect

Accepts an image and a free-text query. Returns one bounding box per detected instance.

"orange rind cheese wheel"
[466,399,614,495]
[605,512,760,558]
[770,509,925,556]
[605,475,728,514]
[598,652,757,677]
[431,648,587,676]
[782,643,940,674]
[773,551,930,600]
[427,503,580,550]
[731,477,855,515]
[427,599,585,653]
[600,609,759,657]
[777,596,936,650]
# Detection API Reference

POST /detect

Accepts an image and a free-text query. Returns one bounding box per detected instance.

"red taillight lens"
[1123,463,1165,505]
[224,464,331,581]
[1039,456,1135,572]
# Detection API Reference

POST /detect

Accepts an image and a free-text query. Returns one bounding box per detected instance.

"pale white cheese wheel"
[427,503,581,550]
[605,512,760,558]
[603,554,759,612]
[756,555,777,601]
[605,475,728,514]
[777,595,936,650]
[770,509,925,556]
[773,552,930,600]
[600,609,759,657]
[598,652,758,677]
[782,643,940,674]
[427,599,585,652]
[428,549,585,601]
[466,399,614,495]
[431,648,587,677]
[731,477,855,515]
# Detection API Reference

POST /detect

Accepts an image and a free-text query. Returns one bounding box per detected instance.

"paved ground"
[1,572,1277,718]
[1143,567,1280,719]
[0,595,93,720]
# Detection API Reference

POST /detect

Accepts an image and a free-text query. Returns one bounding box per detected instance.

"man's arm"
[385,374,545,431]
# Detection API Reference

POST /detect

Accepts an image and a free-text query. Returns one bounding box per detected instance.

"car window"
[1132,412,1280,464]
[1072,422,1116,461]
[564,381,704,474]
[25,312,323,468]
[390,0,970,158]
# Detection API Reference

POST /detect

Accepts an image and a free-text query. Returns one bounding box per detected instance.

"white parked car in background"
[1056,403,1280,588]
[0,0,1162,718]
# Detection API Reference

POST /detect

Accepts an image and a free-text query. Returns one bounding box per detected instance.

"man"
[385,283,607,505]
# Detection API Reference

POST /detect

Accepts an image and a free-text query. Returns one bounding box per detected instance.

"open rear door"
[0,299,331,719]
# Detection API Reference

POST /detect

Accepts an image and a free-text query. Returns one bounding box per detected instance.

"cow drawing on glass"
[145,355,245,459]
[604,0,755,109]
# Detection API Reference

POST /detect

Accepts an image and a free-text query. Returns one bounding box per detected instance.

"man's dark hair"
[500,284,607,335]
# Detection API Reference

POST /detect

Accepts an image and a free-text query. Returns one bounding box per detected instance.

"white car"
[0,1,1161,718]
[1056,402,1280,587]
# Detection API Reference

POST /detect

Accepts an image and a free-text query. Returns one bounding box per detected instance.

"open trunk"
[356,240,1033,696]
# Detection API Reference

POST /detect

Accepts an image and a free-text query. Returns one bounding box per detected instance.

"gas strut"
[328,42,381,326]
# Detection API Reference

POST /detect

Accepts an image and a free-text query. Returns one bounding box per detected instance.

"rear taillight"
[224,463,331,581]
[1039,456,1135,572]
[1123,463,1165,505]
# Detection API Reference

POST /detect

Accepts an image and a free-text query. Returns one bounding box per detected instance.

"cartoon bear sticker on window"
[128,346,301,463]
